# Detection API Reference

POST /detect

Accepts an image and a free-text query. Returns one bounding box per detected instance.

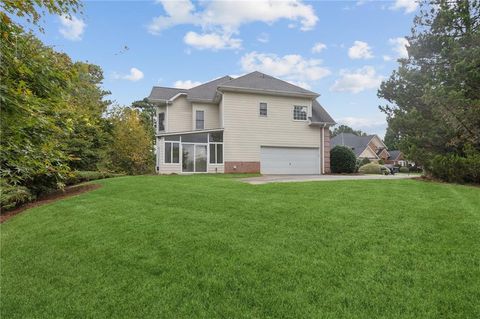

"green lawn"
[1,175,479,318]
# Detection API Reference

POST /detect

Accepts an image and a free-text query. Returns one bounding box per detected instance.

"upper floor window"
[293,106,307,121]
[158,112,165,131]
[196,110,204,130]
[259,102,267,117]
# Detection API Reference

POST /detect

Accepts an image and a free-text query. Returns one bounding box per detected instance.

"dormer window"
[293,106,307,121]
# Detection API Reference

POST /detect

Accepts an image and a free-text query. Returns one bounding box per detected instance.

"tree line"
[1,1,155,210]
[378,0,479,183]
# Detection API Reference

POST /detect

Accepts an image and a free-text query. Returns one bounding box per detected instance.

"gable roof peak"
[219,71,319,98]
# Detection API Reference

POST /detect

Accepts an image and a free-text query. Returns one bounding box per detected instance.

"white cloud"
[240,51,331,85]
[391,0,418,13]
[257,32,269,43]
[337,116,386,128]
[286,80,311,90]
[312,42,327,53]
[184,31,241,50]
[348,41,374,59]
[113,68,144,82]
[330,66,383,93]
[149,0,317,33]
[173,80,203,89]
[148,0,318,50]
[59,15,86,41]
[389,37,410,58]
[383,55,392,61]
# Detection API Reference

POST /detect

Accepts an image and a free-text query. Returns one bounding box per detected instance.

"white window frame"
[195,110,205,130]
[209,143,224,164]
[259,102,267,117]
[164,141,180,164]
[293,105,308,121]
[158,112,165,132]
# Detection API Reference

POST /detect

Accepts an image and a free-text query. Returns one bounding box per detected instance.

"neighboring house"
[147,71,335,174]
[385,150,407,166]
[330,133,390,162]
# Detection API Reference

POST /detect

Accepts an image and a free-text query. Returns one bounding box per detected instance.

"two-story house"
[147,71,335,174]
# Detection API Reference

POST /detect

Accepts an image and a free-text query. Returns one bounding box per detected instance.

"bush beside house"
[330,146,357,173]
[399,167,410,173]
[359,163,389,175]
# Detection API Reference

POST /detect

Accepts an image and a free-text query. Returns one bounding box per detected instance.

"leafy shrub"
[430,151,480,184]
[408,165,423,173]
[354,158,371,173]
[65,171,124,185]
[378,159,385,165]
[0,181,35,211]
[359,163,386,174]
[360,158,371,166]
[399,167,409,173]
[330,146,357,173]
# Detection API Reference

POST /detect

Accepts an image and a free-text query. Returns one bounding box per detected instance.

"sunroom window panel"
[216,144,223,163]
[209,144,216,164]
[165,135,180,141]
[164,142,172,163]
[209,132,223,142]
[181,133,208,143]
[172,143,180,163]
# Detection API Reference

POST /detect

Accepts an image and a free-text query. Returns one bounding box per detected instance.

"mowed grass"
[1,175,479,318]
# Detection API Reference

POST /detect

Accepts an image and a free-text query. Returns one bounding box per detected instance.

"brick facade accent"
[224,161,260,173]
[323,128,331,173]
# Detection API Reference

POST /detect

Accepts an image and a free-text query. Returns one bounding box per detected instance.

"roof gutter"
[309,121,336,127]
[156,128,224,137]
[148,92,187,104]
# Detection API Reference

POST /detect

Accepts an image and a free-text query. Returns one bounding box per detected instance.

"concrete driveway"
[241,174,417,185]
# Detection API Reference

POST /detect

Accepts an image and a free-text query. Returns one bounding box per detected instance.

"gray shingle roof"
[148,87,187,101]
[218,71,319,97]
[187,76,233,102]
[388,150,402,160]
[330,133,374,157]
[311,100,335,124]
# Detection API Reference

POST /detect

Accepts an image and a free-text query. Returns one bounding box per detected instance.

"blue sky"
[30,0,417,137]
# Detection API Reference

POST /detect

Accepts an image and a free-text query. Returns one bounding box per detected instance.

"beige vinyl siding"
[368,135,386,151]
[167,96,192,132]
[192,103,220,130]
[222,92,320,162]
[219,97,224,127]
[359,147,377,159]
[208,164,224,173]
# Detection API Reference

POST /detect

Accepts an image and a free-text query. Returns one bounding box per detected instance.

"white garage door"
[260,146,320,174]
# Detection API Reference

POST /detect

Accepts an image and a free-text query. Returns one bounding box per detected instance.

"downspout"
[321,124,325,174]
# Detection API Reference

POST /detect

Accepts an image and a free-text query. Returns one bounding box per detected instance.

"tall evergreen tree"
[378,0,480,172]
